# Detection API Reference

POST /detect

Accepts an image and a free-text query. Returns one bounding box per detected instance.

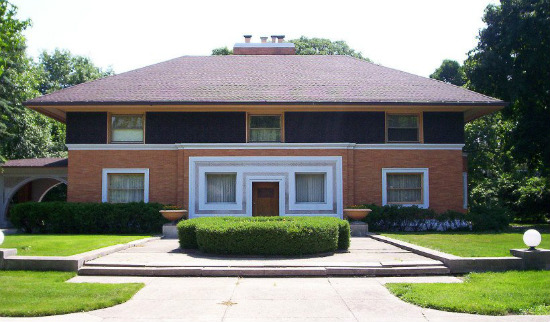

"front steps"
[78,263,450,277]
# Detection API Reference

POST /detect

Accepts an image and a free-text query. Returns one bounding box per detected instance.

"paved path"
[86,237,442,267]
[1,276,547,322]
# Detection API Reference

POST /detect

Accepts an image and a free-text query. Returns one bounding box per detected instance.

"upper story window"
[386,114,420,143]
[111,115,144,143]
[248,115,282,143]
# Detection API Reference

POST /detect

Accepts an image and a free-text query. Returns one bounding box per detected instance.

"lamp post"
[510,229,548,270]
[0,230,4,245]
[523,229,542,251]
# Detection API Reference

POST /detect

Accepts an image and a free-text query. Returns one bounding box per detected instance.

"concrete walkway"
[85,237,441,267]
[0,276,546,322]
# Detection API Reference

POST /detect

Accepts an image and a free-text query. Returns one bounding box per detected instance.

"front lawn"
[1,234,151,256]
[0,271,143,317]
[382,230,549,257]
[387,271,550,315]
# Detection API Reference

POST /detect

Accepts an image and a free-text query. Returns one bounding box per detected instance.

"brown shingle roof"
[1,158,68,168]
[24,55,503,106]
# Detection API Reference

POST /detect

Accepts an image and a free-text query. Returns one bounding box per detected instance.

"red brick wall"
[68,150,178,205]
[233,47,295,55]
[353,149,465,213]
[68,148,465,213]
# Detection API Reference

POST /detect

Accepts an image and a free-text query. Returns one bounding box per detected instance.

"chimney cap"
[243,34,252,38]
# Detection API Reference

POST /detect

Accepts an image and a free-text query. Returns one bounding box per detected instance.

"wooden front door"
[252,182,279,217]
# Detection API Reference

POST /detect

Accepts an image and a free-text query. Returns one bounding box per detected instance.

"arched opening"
[3,177,67,227]
[39,182,67,202]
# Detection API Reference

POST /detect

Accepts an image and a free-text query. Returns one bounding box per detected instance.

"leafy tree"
[461,0,550,221]
[466,112,550,221]
[211,47,232,55]
[289,36,370,61]
[0,2,112,161]
[0,0,33,161]
[0,0,29,79]
[0,55,67,160]
[37,49,113,95]
[464,0,550,174]
[429,59,466,86]
[210,37,370,61]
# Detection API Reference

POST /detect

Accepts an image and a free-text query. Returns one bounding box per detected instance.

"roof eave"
[24,100,507,107]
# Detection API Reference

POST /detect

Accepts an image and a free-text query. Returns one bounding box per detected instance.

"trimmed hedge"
[9,202,167,234]
[337,220,351,250]
[177,216,350,256]
[177,219,200,249]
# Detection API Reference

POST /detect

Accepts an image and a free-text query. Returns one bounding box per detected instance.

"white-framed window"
[206,173,237,203]
[295,173,326,203]
[382,168,429,208]
[102,168,149,203]
[111,114,144,143]
[248,115,282,142]
[386,114,420,143]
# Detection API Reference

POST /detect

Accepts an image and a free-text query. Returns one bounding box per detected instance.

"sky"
[13,0,498,77]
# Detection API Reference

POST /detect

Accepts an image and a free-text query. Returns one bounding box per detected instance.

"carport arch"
[2,176,68,227]
[38,181,67,202]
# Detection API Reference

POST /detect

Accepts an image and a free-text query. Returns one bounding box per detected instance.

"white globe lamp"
[0,230,4,246]
[523,229,541,250]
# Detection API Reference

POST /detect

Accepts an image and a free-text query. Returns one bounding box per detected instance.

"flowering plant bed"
[177,216,350,256]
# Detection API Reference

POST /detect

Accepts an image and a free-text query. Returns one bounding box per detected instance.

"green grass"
[383,230,549,257]
[0,271,143,317]
[1,234,151,256]
[387,271,550,315]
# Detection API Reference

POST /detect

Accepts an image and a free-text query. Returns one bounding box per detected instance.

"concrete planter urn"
[160,209,187,222]
[343,208,371,221]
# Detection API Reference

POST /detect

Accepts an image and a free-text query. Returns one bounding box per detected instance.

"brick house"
[20,36,504,219]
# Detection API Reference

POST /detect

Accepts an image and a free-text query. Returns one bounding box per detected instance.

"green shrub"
[9,202,167,234]
[177,216,350,256]
[177,219,200,249]
[337,219,351,250]
[467,203,512,231]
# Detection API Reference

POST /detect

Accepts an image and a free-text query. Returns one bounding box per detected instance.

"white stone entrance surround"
[189,156,343,218]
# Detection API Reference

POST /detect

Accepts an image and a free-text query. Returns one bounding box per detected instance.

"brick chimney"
[233,35,296,55]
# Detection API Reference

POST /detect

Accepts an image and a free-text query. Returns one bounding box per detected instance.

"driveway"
[0,276,546,322]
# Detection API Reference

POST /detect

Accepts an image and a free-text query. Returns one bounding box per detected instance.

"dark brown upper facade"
[66,111,465,145]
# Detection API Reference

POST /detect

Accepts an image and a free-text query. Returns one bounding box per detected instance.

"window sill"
[385,141,421,144]
[109,142,145,144]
